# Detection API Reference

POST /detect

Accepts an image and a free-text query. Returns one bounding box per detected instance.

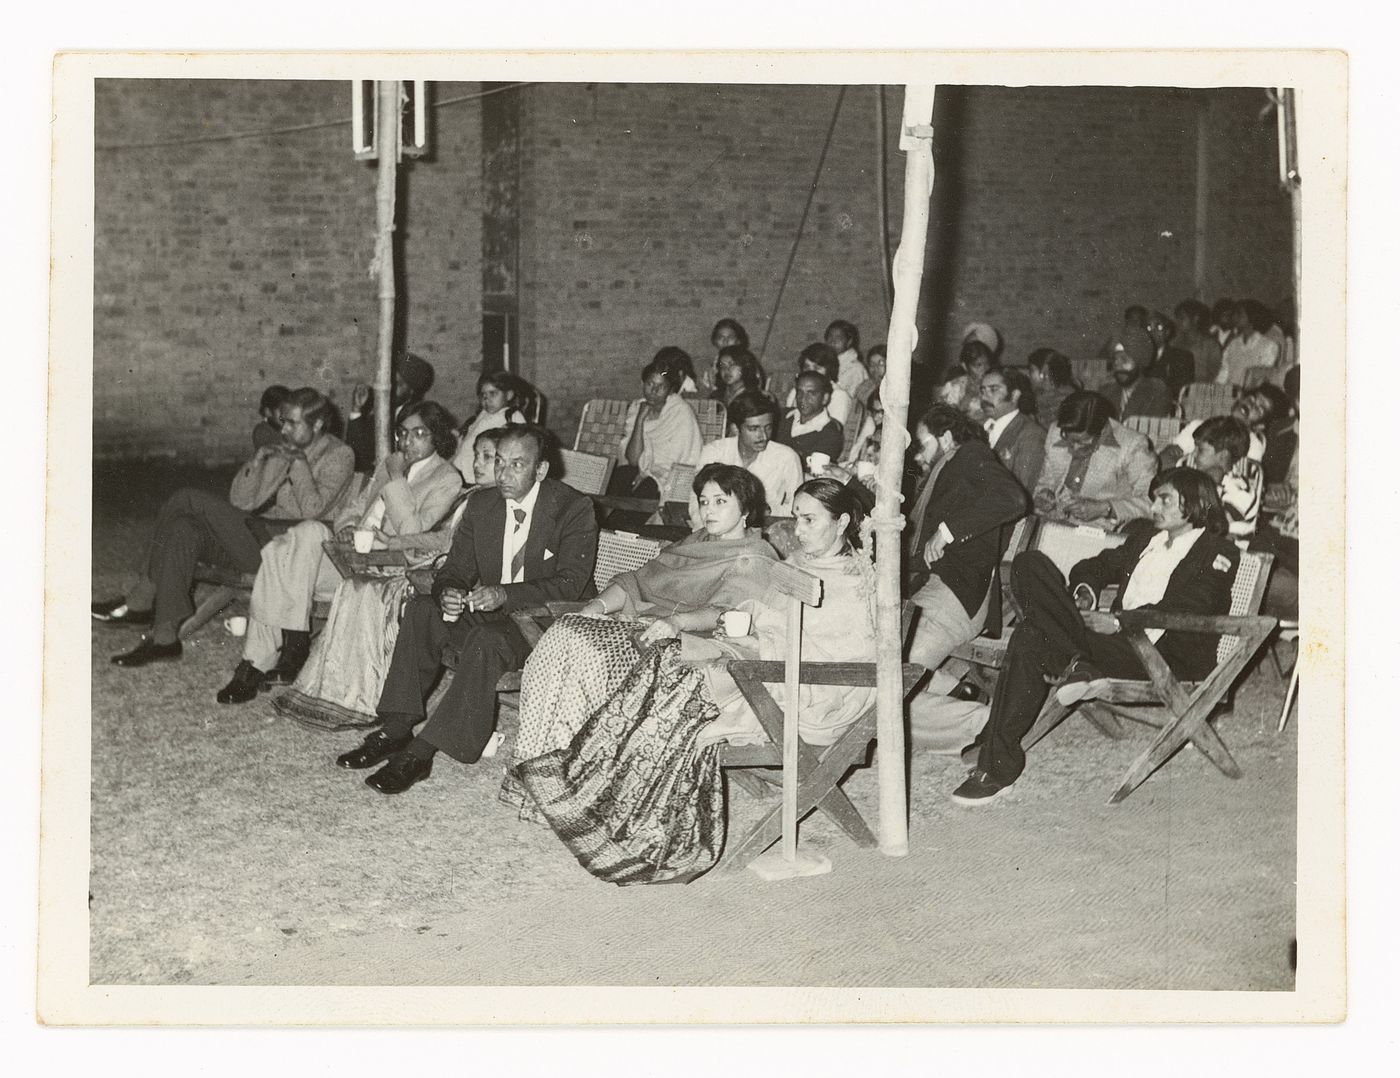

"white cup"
[224,615,248,637]
[352,527,376,554]
[855,460,877,482]
[807,452,831,474]
[719,609,752,638]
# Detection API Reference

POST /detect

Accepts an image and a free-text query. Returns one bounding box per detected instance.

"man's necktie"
[509,507,527,581]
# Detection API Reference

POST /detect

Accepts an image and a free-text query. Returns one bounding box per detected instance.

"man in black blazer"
[905,403,1030,692]
[953,467,1239,805]
[336,426,599,794]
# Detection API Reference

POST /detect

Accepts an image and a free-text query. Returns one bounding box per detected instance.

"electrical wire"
[756,85,847,363]
[95,81,531,152]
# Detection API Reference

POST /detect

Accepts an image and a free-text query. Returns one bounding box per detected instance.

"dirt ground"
[87,464,1298,990]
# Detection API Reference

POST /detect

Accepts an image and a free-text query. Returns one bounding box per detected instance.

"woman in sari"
[270,427,506,731]
[510,477,877,886]
[500,462,777,812]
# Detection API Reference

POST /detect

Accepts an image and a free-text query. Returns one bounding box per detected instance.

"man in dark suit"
[1097,326,1172,419]
[905,403,1030,695]
[335,425,599,794]
[978,367,1046,495]
[952,467,1239,805]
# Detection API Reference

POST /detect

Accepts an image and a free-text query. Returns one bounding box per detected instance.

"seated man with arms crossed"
[335,426,599,795]
[94,387,355,667]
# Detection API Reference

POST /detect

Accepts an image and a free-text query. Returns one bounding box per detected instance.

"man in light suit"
[979,367,1046,495]
[336,425,599,795]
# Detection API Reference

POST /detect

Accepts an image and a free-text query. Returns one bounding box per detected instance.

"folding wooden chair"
[1071,357,1104,390]
[557,447,616,496]
[1122,414,1184,451]
[1022,550,1276,803]
[950,519,1123,700]
[1178,381,1239,422]
[573,398,633,457]
[689,398,728,443]
[713,571,924,872]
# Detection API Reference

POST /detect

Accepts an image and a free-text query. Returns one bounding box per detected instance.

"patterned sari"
[511,637,724,885]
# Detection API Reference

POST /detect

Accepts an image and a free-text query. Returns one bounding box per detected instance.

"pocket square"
[1212,554,1232,572]
[544,548,555,560]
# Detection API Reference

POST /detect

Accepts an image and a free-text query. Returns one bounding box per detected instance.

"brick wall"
[93,78,482,464]
[93,80,1292,463]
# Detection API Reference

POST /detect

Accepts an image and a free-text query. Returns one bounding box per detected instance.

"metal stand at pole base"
[746,847,833,881]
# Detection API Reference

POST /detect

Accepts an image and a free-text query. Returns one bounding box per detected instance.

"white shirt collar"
[506,479,542,517]
[984,410,1017,445]
[789,407,832,438]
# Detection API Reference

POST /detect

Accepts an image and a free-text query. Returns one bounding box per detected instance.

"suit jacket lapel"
[478,491,507,584]
[518,481,556,576]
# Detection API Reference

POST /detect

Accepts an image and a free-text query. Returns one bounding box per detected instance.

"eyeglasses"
[395,426,433,441]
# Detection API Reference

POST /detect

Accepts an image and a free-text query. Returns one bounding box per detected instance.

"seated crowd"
[93,300,1301,879]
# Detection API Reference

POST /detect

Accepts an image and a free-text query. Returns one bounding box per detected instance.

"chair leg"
[1109,700,1242,804]
[178,585,238,641]
[1277,667,1300,734]
[1023,695,1073,751]
[1080,701,1127,740]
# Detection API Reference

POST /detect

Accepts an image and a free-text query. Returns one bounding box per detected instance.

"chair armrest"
[728,660,926,692]
[1113,611,1278,636]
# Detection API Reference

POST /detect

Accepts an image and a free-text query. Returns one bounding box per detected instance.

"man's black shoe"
[336,730,413,771]
[948,678,982,702]
[92,597,154,627]
[266,630,311,686]
[217,661,264,705]
[365,751,433,795]
[111,637,182,667]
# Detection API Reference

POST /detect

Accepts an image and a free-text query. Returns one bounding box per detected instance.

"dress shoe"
[111,637,182,667]
[216,660,264,705]
[92,597,154,628]
[950,768,1012,807]
[263,630,310,687]
[336,729,413,771]
[948,678,982,703]
[365,750,433,795]
[1055,657,1110,706]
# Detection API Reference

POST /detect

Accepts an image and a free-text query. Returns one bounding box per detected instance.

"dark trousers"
[142,488,283,635]
[376,594,531,764]
[975,551,1146,786]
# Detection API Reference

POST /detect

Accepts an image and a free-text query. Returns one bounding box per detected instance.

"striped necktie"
[509,506,527,581]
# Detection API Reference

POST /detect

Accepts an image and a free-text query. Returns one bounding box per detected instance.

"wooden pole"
[1283,88,1302,363]
[871,86,936,858]
[372,80,401,467]
[781,599,803,863]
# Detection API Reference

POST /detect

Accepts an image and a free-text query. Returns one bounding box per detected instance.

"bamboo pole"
[871,86,936,858]
[371,80,401,467]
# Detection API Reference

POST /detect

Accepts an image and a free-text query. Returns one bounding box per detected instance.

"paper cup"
[807,452,831,474]
[223,615,248,637]
[352,528,376,554]
[719,610,753,638]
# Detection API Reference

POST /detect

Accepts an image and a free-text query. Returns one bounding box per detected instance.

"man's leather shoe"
[365,751,432,795]
[92,597,154,627]
[111,637,182,667]
[336,730,413,771]
[948,678,982,703]
[216,660,264,704]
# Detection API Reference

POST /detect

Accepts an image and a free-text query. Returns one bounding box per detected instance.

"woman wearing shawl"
[270,428,505,730]
[611,351,704,498]
[500,462,777,813]
[509,475,877,886]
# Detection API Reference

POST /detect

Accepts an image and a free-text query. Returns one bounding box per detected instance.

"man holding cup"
[336,426,599,795]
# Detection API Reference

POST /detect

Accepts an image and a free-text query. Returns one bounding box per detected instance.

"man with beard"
[1096,326,1172,419]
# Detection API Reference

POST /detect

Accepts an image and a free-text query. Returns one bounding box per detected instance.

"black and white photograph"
[33,37,1356,1035]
